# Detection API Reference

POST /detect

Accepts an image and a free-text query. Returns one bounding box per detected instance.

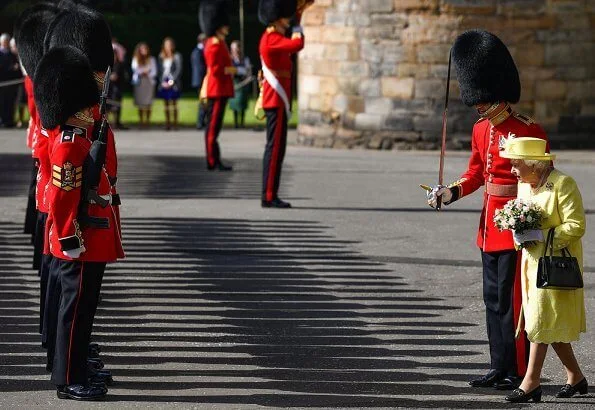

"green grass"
[119,95,298,128]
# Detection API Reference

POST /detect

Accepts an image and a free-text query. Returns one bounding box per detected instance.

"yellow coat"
[518,169,586,344]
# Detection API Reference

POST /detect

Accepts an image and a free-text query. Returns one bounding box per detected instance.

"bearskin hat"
[199,0,231,37]
[13,2,60,76]
[34,46,99,129]
[452,30,521,106]
[44,5,113,72]
[258,0,297,25]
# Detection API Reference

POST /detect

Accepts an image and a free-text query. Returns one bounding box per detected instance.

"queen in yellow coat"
[500,138,588,403]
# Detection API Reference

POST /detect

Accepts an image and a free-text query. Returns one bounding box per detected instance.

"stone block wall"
[297,0,595,149]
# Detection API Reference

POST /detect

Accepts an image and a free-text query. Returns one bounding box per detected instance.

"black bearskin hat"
[199,0,231,37]
[452,30,521,106]
[13,2,60,76]
[34,46,99,129]
[44,5,113,72]
[258,0,297,25]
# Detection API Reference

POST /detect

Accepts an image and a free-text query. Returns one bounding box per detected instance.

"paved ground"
[0,128,594,409]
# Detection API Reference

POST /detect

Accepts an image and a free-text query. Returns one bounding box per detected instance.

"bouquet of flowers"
[494,198,542,247]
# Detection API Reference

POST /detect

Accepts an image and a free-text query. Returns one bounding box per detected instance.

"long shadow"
[0,215,516,407]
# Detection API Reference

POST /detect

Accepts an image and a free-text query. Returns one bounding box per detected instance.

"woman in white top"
[131,42,157,128]
[156,37,183,130]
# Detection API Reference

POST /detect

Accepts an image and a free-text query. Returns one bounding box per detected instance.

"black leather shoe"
[88,343,101,358]
[262,198,292,209]
[87,358,104,370]
[56,384,107,401]
[88,369,113,386]
[556,378,588,398]
[505,386,542,403]
[217,162,233,171]
[469,369,502,387]
[494,376,520,390]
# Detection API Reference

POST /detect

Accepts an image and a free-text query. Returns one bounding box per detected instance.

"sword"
[436,49,452,211]
[99,66,111,118]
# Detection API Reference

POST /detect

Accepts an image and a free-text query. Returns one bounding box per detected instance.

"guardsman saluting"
[199,0,234,171]
[13,1,60,341]
[257,0,311,208]
[425,30,548,390]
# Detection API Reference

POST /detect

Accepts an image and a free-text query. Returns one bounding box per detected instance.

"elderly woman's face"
[510,159,535,183]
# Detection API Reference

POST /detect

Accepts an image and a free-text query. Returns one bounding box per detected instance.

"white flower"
[527,215,533,223]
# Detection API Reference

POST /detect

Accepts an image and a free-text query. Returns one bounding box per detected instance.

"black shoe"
[556,378,588,398]
[469,369,502,387]
[494,376,520,390]
[116,124,129,130]
[87,358,104,370]
[217,162,233,171]
[56,384,107,401]
[88,343,101,355]
[505,386,542,403]
[261,198,292,209]
[88,369,113,386]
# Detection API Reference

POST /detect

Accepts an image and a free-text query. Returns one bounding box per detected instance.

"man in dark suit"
[190,33,207,129]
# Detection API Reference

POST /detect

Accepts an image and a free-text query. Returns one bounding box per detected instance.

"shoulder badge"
[513,112,535,126]
[211,37,220,45]
[61,130,76,144]
[52,161,82,191]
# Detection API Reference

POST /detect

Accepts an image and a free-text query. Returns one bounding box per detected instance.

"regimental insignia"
[499,132,517,151]
[63,125,87,138]
[513,112,535,125]
[546,182,554,191]
[52,162,82,191]
[61,130,76,143]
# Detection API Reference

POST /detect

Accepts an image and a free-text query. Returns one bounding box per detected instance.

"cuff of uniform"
[444,185,461,205]
[59,234,83,252]
[112,194,121,206]
[292,25,304,34]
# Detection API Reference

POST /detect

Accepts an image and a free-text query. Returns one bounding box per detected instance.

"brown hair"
[159,37,176,59]
[133,42,151,66]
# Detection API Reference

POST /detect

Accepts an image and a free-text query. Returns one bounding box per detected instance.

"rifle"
[78,66,111,229]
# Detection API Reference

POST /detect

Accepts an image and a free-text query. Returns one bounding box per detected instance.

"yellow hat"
[500,137,555,161]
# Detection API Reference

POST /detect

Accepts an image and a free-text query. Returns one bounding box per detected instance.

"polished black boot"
[469,369,502,387]
[556,378,588,398]
[56,384,107,401]
[261,198,292,209]
[505,386,542,403]
[88,368,113,386]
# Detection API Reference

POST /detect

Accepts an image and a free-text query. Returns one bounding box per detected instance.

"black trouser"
[262,107,288,202]
[33,211,46,271]
[204,97,228,168]
[481,250,518,376]
[197,101,207,128]
[24,161,37,238]
[51,260,105,386]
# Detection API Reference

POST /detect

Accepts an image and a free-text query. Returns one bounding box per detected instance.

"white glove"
[512,229,544,245]
[427,185,453,208]
[63,246,86,259]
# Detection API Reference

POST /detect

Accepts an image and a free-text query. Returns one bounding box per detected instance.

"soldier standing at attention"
[35,45,123,401]
[198,0,235,171]
[258,0,311,208]
[426,30,548,391]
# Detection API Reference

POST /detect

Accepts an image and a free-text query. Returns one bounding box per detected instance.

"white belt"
[261,59,291,118]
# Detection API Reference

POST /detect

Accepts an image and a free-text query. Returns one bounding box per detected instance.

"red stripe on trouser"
[513,252,528,376]
[206,99,222,167]
[266,107,284,202]
[66,262,84,385]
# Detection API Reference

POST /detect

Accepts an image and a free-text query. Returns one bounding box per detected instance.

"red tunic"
[202,37,234,98]
[35,127,51,213]
[259,28,304,109]
[45,124,124,262]
[24,76,37,151]
[449,111,549,252]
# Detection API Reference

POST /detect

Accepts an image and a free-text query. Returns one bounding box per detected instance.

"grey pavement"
[0,128,594,409]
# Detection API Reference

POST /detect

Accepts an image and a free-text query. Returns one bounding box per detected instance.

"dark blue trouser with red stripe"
[262,107,288,202]
[51,260,105,386]
[204,97,228,169]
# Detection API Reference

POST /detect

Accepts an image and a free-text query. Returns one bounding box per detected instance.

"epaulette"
[211,36,220,44]
[266,26,276,34]
[512,112,535,126]
[60,130,76,144]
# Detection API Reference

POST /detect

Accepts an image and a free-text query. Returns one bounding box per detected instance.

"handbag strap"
[543,227,574,258]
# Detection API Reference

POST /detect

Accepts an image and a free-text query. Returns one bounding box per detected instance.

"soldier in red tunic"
[427,30,548,390]
[198,0,235,171]
[35,45,123,401]
[42,3,122,392]
[13,1,61,339]
[258,0,308,208]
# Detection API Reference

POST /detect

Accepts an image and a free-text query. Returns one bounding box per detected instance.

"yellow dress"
[518,169,587,344]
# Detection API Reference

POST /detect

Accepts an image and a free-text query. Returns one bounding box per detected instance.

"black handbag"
[537,228,584,290]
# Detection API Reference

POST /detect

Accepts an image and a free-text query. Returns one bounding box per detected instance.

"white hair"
[523,159,550,170]
[0,33,10,44]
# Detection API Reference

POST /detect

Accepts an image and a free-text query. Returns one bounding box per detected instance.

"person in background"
[191,33,207,130]
[0,33,20,128]
[228,40,252,129]
[111,37,126,64]
[131,42,157,128]
[156,37,183,131]
[10,38,27,128]
[108,47,128,129]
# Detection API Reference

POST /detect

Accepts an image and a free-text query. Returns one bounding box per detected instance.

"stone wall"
[297,0,595,149]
